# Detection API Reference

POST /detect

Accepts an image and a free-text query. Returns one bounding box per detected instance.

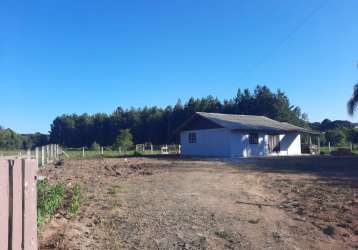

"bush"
[37,180,65,226]
[90,141,100,151]
[112,129,133,150]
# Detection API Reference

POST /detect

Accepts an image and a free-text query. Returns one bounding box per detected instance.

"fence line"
[0,158,38,250]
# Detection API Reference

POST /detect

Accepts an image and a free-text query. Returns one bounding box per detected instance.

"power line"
[240,0,330,82]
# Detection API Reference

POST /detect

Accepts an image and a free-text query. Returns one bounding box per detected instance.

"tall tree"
[49,85,308,147]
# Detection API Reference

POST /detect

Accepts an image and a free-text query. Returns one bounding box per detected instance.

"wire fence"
[62,144,181,158]
[0,144,61,168]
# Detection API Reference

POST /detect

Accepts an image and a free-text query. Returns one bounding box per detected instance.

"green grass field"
[320,146,358,155]
[0,149,28,157]
[62,148,162,159]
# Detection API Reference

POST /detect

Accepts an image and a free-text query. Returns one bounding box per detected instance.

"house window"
[188,132,196,144]
[249,133,259,144]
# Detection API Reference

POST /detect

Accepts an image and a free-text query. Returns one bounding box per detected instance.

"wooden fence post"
[35,147,39,164]
[23,158,38,249]
[0,159,9,249]
[46,145,49,164]
[52,144,55,161]
[50,145,53,163]
[11,159,23,250]
[41,146,45,166]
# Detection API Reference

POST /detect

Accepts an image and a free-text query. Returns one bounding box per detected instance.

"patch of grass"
[68,184,81,217]
[133,150,143,156]
[37,180,65,226]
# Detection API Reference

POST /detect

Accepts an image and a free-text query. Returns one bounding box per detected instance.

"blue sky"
[1,0,357,133]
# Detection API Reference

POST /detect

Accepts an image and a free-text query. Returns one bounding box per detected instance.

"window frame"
[188,132,197,144]
[249,133,259,145]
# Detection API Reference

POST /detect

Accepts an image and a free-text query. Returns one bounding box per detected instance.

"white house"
[178,112,318,158]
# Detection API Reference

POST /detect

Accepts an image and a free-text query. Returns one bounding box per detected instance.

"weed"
[37,180,65,226]
[68,184,81,217]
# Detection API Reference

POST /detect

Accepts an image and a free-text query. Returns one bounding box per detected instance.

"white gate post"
[82,147,85,158]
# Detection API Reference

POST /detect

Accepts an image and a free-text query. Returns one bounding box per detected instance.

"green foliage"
[0,128,23,149]
[49,85,309,147]
[90,141,100,151]
[325,129,346,146]
[0,126,49,150]
[37,180,65,226]
[113,129,133,150]
[68,184,81,217]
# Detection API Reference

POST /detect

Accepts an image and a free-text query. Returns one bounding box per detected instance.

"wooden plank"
[12,159,23,250]
[0,159,9,249]
[23,159,38,250]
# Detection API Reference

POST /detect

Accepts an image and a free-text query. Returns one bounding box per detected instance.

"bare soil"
[38,157,358,249]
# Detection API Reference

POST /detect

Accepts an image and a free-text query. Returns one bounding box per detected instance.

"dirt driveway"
[39,157,358,249]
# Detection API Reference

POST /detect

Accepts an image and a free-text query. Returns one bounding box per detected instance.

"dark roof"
[178,112,319,134]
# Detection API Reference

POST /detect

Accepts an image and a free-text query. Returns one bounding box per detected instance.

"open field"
[38,156,358,249]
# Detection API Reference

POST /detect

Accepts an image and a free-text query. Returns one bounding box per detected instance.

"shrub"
[90,141,100,151]
[112,129,133,150]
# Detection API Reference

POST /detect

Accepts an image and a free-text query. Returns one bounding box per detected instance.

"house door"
[268,135,280,153]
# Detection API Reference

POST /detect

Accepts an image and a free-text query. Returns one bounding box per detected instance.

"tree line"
[2,85,357,150]
[49,85,309,147]
[0,126,49,150]
[311,119,358,146]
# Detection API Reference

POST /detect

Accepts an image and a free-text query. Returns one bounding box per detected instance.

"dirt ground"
[38,156,358,250]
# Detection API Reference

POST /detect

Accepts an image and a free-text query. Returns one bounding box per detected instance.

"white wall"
[180,130,301,158]
[180,128,231,157]
[230,132,266,157]
[266,133,301,156]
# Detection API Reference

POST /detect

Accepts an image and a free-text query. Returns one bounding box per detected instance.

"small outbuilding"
[177,112,318,157]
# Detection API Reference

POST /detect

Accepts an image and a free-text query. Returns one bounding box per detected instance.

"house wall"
[230,132,267,157]
[180,130,301,158]
[280,133,301,155]
[180,128,231,157]
[265,133,301,156]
